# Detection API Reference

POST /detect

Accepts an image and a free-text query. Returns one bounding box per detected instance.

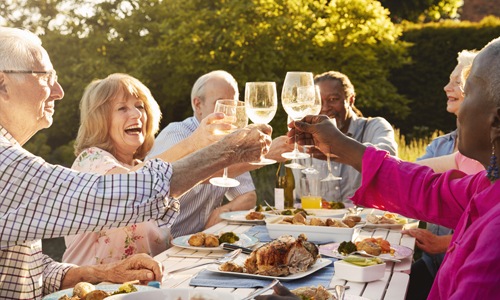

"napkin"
[189,258,336,290]
[243,225,272,243]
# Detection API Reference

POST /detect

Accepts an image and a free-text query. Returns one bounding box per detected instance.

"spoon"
[335,285,346,300]
[167,249,242,274]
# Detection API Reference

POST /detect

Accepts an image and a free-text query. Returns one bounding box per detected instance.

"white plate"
[171,233,258,251]
[106,288,235,300]
[319,242,414,260]
[220,210,266,224]
[42,284,156,300]
[206,258,331,281]
[265,216,356,244]
[263,208,347,218]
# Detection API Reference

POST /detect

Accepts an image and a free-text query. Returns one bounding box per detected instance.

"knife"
[221,243,254,254]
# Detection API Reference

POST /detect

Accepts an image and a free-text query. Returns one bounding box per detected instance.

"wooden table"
[154,221,416,299]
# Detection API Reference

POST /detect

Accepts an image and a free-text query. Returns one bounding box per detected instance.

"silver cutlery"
[167,249,241,274]
[351,250,401,263]
[241,279,280,300]
[221,242,254,254]
[264,200,281,215]
[334,285,346,300]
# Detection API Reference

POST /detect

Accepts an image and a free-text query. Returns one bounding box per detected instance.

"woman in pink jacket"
[258,37,500,300]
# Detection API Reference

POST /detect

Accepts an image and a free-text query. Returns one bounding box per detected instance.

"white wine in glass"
[301,85,322,175]
[209,100,248,187]
[245,82,278,165]
[281,72,315,168]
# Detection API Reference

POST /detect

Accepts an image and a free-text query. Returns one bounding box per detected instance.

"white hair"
[0,27,42,71]
[190,70,238,111]
[480,37,500,106]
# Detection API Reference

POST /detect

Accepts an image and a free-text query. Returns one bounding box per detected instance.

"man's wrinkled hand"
[103,253,163,284]
[223,124,272,164]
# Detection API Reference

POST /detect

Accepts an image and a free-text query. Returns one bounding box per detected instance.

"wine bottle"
[275,162,295,209]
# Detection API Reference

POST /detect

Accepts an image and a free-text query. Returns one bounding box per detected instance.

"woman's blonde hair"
[74,73,162,160]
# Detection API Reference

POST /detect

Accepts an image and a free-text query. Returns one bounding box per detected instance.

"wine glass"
[244,81,278,165]
[209,100,248,187]
[281,72,315,168]
[321,118,342,181]
[301,85,322,175]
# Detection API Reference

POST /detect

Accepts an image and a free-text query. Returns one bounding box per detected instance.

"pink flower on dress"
[124,245,136,257]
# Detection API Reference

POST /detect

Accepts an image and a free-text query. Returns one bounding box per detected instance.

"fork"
[264,200,281,215]
[167,249,242,274]
[352,250,401,263]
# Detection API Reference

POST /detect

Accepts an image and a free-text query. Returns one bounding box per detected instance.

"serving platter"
[265,215,357,244]
[262,208,347,218]
[171,233,258,251]
[206,258,331,281]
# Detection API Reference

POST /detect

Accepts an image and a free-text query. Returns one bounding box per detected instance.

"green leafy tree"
[379,0,462,23]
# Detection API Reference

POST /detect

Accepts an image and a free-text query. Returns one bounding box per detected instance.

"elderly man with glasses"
[0,27,271,299]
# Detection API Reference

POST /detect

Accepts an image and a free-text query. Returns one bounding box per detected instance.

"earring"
[486,143,499,182]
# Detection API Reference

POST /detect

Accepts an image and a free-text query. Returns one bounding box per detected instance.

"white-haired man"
[149,70,274,236]
[0,28,270,299]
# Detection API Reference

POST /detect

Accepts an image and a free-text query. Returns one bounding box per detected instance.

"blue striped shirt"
[0,126,179,299]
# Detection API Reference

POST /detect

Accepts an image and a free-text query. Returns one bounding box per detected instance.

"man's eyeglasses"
[0,70,58,86]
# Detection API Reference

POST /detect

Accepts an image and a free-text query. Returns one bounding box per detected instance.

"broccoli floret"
[338,241,357,255]
[280,209,293,215]
[218,232,240,244]
[255,204,263,212]
[329,201,345,209]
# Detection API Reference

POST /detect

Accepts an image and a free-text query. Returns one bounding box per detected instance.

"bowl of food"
[334,256,386,282]
[265,213,359,244]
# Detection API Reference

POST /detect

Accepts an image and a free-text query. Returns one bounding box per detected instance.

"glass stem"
[327,155,333,175]
[222,167,229,179]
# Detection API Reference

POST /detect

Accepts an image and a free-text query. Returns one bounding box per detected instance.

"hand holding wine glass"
[244,81,278,165]
[209,100,248,187]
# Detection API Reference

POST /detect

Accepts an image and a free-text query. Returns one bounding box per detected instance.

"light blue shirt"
[147,116,255,237]
[416,129,457,276]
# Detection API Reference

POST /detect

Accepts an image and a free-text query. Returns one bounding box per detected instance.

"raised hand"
[289,115,366,172]
[222,123,272,164]
[191,112,231,146]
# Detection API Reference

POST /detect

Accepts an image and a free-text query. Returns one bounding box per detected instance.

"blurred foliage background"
[3,0,498,262]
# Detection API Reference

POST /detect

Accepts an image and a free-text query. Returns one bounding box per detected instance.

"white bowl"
[106,288,235,300]
[334,260,386,282]
[265,216,356,243]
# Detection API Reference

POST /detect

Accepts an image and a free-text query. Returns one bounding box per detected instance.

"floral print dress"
[62,147,169,265]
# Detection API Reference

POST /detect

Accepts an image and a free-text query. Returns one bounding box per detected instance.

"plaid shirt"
[0,126,179,299]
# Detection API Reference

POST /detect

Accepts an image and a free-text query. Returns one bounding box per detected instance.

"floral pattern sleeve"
[72,147,123,173]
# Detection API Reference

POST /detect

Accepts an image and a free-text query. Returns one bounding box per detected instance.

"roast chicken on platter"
[243,234,319,276]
